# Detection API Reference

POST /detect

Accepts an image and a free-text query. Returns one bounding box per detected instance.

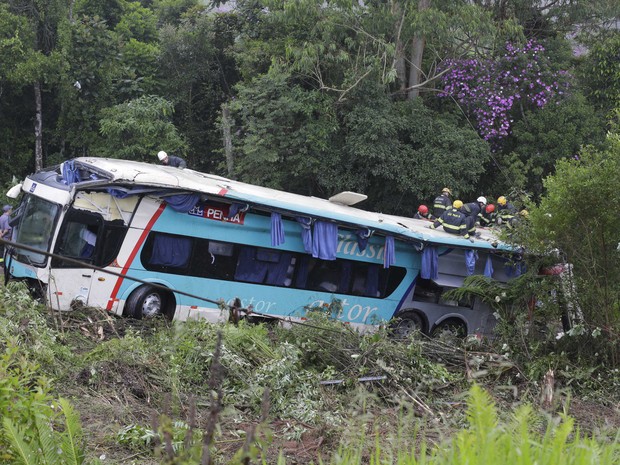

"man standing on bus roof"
[157,150,187,169]
[432,187,452,218]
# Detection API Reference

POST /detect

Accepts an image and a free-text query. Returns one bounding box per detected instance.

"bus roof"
[33,157,514,252]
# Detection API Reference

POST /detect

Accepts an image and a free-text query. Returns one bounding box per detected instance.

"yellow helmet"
[497,196,507,206]
[453,200,463,209]
[442,187,452,195]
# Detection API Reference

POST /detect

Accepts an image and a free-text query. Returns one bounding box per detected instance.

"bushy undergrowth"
[3,283,620,463]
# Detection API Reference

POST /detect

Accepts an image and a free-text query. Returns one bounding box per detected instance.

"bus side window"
[53,212,102,267]
[97,221,128,267]
[414,278,441,303]
[148,234,192,269]
[235,246,292,286]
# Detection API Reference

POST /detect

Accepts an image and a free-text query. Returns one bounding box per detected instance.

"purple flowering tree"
[439,40,570,142]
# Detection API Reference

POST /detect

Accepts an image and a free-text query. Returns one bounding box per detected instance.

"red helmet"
[486,204,495,213]
[418,205,429,215]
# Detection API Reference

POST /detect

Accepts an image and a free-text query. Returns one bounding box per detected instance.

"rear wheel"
[390,312,424,339]
[431,318,467,339]
[125,285,174,320]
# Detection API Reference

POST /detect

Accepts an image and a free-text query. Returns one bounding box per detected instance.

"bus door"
[50,210,103,309]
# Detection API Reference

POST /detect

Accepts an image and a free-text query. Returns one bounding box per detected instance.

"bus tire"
[125,285,174,320]
[431,318,467,338]
[389,311,424,339]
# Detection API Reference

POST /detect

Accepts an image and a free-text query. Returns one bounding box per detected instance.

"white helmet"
[157,150,167,161]
[477,196,487,205]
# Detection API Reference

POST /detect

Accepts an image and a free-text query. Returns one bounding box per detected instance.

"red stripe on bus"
[106,203,167,311]
[218,188,228,196]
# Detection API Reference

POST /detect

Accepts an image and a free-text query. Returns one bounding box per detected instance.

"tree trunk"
[34,81,43,171]
[392,1,407,93]
[222,103,234,178]
[407,0,430,100]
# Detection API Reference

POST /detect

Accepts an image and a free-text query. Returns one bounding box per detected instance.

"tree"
[578,31,620,114]
[439,39,570,143]
[54,14,120,159]
[157,8,240,172]
[506,93,605,196]
[96,95,186,161]
[2,0,68,171]
[526,112,620,333]
[230,68,489,212]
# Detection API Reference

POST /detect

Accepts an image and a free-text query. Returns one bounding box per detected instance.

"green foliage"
[526,130,620,333]
[579,31,620,113]
[114,1,158,42]
[0,342,86,465]
[157,10,239,172]
[97,95,187,160]
[502,93,606,196]
[230,66,336,194]
[428,384,614,465]
[231,72,489,210]
[54,14,121,157]
[0,282,72,376]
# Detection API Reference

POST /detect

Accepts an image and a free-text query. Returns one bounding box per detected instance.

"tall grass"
[336,384,620,465]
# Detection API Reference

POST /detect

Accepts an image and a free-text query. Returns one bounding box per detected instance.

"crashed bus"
[4,157,525,337]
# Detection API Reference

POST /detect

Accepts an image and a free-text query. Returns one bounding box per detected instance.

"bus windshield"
[13,195,60,266]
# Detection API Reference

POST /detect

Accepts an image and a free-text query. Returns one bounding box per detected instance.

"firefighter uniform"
[432,193,452,218]
[431,207,469,238]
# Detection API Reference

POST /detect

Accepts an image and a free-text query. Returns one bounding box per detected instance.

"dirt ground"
[65,374,620,465]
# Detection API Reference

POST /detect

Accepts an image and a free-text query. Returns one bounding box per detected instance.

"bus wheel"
[390,312,424,339]
[431,318,467,339]
[125,285,172,320]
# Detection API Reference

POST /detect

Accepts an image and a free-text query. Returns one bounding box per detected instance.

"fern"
[58,398,86,465]
[2,417,38,465]
[33,412,58,465]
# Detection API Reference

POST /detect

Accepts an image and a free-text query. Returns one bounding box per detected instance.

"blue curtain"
[235,247,292,285]
[149,235,192,267]
[354,228,372,252]
[421,246,439,279]
[365,265,380,297]
[61,160,80,185]
[294,255,310,287]
[164,193,200,212]
[339,261,352,293]
[271,212,285,247]
[107,188,130,199]
[227,203,249,218]
[235,247,267,282]
[264,252,293,285]
[296,217,313,254]
[505,260,526,277]
[107,187,166,198]
[465,250,477,276]
[484,255,494,278]
[383,236,395,268]
[312,221,338,260]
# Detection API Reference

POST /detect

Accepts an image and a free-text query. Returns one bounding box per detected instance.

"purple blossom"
[439,40,571,142]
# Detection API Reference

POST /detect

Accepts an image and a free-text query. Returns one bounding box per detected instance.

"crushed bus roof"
[33,157,513,252]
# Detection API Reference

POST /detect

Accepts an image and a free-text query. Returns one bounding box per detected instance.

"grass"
[1,282,620,463]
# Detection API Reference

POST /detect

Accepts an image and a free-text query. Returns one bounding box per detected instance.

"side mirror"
[6,183,22,199]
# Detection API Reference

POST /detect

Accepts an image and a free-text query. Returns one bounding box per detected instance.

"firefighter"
[496,196,518,227]
[461,196,487,236]
[479,203,497,227]
[432,188,452,218]
[414,204,431,220]
[430,200,472,241]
